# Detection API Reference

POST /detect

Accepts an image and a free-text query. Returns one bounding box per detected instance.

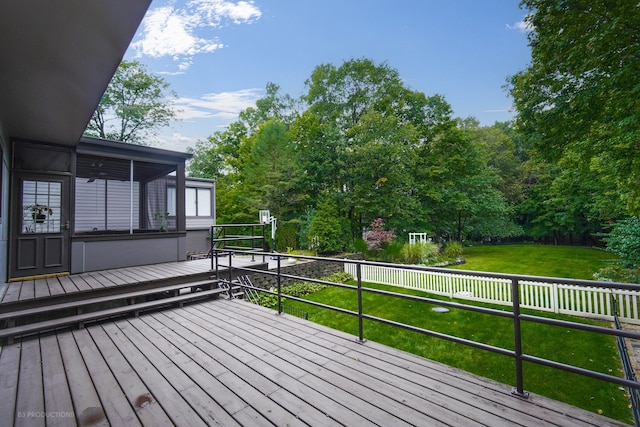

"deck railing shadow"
[213,248,640,425]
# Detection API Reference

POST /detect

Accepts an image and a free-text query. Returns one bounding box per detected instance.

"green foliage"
[381,241,403,263]
[352,238,368,254]
[594,265,640,284]
[257,292,279,310]
[85,60,177,145]
[603,217,640,269]
[399,241,440,264]
[307,198,350,254]
[509,0,640,215]
[257,272,352,309]
[276,222,299,252]
[442,241,463,259]
[282,282,328,297]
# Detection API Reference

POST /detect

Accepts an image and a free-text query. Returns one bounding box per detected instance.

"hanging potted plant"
[26,204,53,223]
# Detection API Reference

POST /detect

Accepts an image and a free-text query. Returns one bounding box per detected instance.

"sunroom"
[71,137,192,273]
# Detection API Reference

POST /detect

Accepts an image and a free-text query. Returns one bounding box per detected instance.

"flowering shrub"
[366,218,396,249]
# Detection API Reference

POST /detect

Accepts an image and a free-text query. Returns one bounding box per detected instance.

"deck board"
[57,332,109,427]
[2,283,21,304]
[100,322,209,427]
[33,279,50,299]
[0,298,632,426]
[72,329,142,426]
[15,339,44,427]
[56,275,78,294]
[86,326,174,427]
[68,275,93,292]
[0,345,21,426]
[39,335,75,427]
[45,277,65,296]
[19,280,35,301]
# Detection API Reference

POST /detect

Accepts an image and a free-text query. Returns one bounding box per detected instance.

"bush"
[604,217,640,268]
[353,238,368,254]
[399,241,440,264]
[256,272,353,309]
[382,241,403,262]
[443,241,463,259]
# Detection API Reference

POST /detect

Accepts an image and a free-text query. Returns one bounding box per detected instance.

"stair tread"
[0,279,220,321]
[0,288,225,339]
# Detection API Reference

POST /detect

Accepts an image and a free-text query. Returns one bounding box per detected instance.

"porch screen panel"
[147,176,174,230]
[74,178,139,232]
[106,180,139,230]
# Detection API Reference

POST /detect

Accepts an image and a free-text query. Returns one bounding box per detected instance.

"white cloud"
[131,1,261,71]
[507,17,533,33]
[174,88,263,121]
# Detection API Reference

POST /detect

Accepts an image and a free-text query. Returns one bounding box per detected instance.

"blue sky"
[124,1,532,152]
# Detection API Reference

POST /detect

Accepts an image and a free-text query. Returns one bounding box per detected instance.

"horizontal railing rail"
[212,248,640,408]
[345,263,640,324]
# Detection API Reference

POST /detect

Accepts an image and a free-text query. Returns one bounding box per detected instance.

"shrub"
[382,241,404,262]
[443,241,463,259]
[366,218,396,249]
[353,238,368,254]
[604,216,640,268]
[399,241,440,264]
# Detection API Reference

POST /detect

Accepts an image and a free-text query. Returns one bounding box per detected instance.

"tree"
[604,217,640,269]
[244,119,305,221]
[509,0,640,214]
[85,60,177,145]
[307,198,350,254]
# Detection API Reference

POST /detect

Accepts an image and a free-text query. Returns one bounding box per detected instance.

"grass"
[281,245,633,424]
[449,243,618,279]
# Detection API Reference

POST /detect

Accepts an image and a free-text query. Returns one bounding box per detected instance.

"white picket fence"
[344,264,640,325]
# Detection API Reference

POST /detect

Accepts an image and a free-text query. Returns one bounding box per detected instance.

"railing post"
[228,252,233,287]
[277,255,282,315]
[213,228,219,281]
[356,262,365,343]
[511,277,529,398]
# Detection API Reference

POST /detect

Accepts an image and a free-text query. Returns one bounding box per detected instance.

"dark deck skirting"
[0,298,629,426]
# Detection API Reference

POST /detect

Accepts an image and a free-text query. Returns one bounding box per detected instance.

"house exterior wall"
[71,233,187,273]
[0,134,9,283]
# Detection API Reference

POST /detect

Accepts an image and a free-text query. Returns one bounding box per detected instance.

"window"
[167,186,176,217]
[22,180,62,233]
[185,187,211,217]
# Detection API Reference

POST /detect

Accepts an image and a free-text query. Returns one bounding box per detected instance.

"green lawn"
[282,245,632,424]
[449,244,618,280]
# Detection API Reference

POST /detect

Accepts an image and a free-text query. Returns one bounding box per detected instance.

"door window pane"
[22,180,61,233]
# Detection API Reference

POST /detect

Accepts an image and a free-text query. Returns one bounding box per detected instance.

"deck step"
[0,287,225,343]
[0,279,220,323]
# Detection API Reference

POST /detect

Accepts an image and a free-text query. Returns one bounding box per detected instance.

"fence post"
[357,262,365,343]
[511,277,529,398]
[277,255,282,315]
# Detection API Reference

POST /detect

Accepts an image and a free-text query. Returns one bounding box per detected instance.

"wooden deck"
[0,298,629,427]
[0,255,278,312]
[0,259,217,306]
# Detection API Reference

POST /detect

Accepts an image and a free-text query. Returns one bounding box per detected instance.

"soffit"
[0,0,151,146]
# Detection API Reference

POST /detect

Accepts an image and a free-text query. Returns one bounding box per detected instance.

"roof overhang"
[0,0,152,147]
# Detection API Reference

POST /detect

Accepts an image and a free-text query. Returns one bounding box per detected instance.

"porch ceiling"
[0,0,152,146]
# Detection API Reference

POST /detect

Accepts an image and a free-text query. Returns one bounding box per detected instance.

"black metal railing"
[613,295,640,426]
[213,247,640,414]
[210,223,267,270]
